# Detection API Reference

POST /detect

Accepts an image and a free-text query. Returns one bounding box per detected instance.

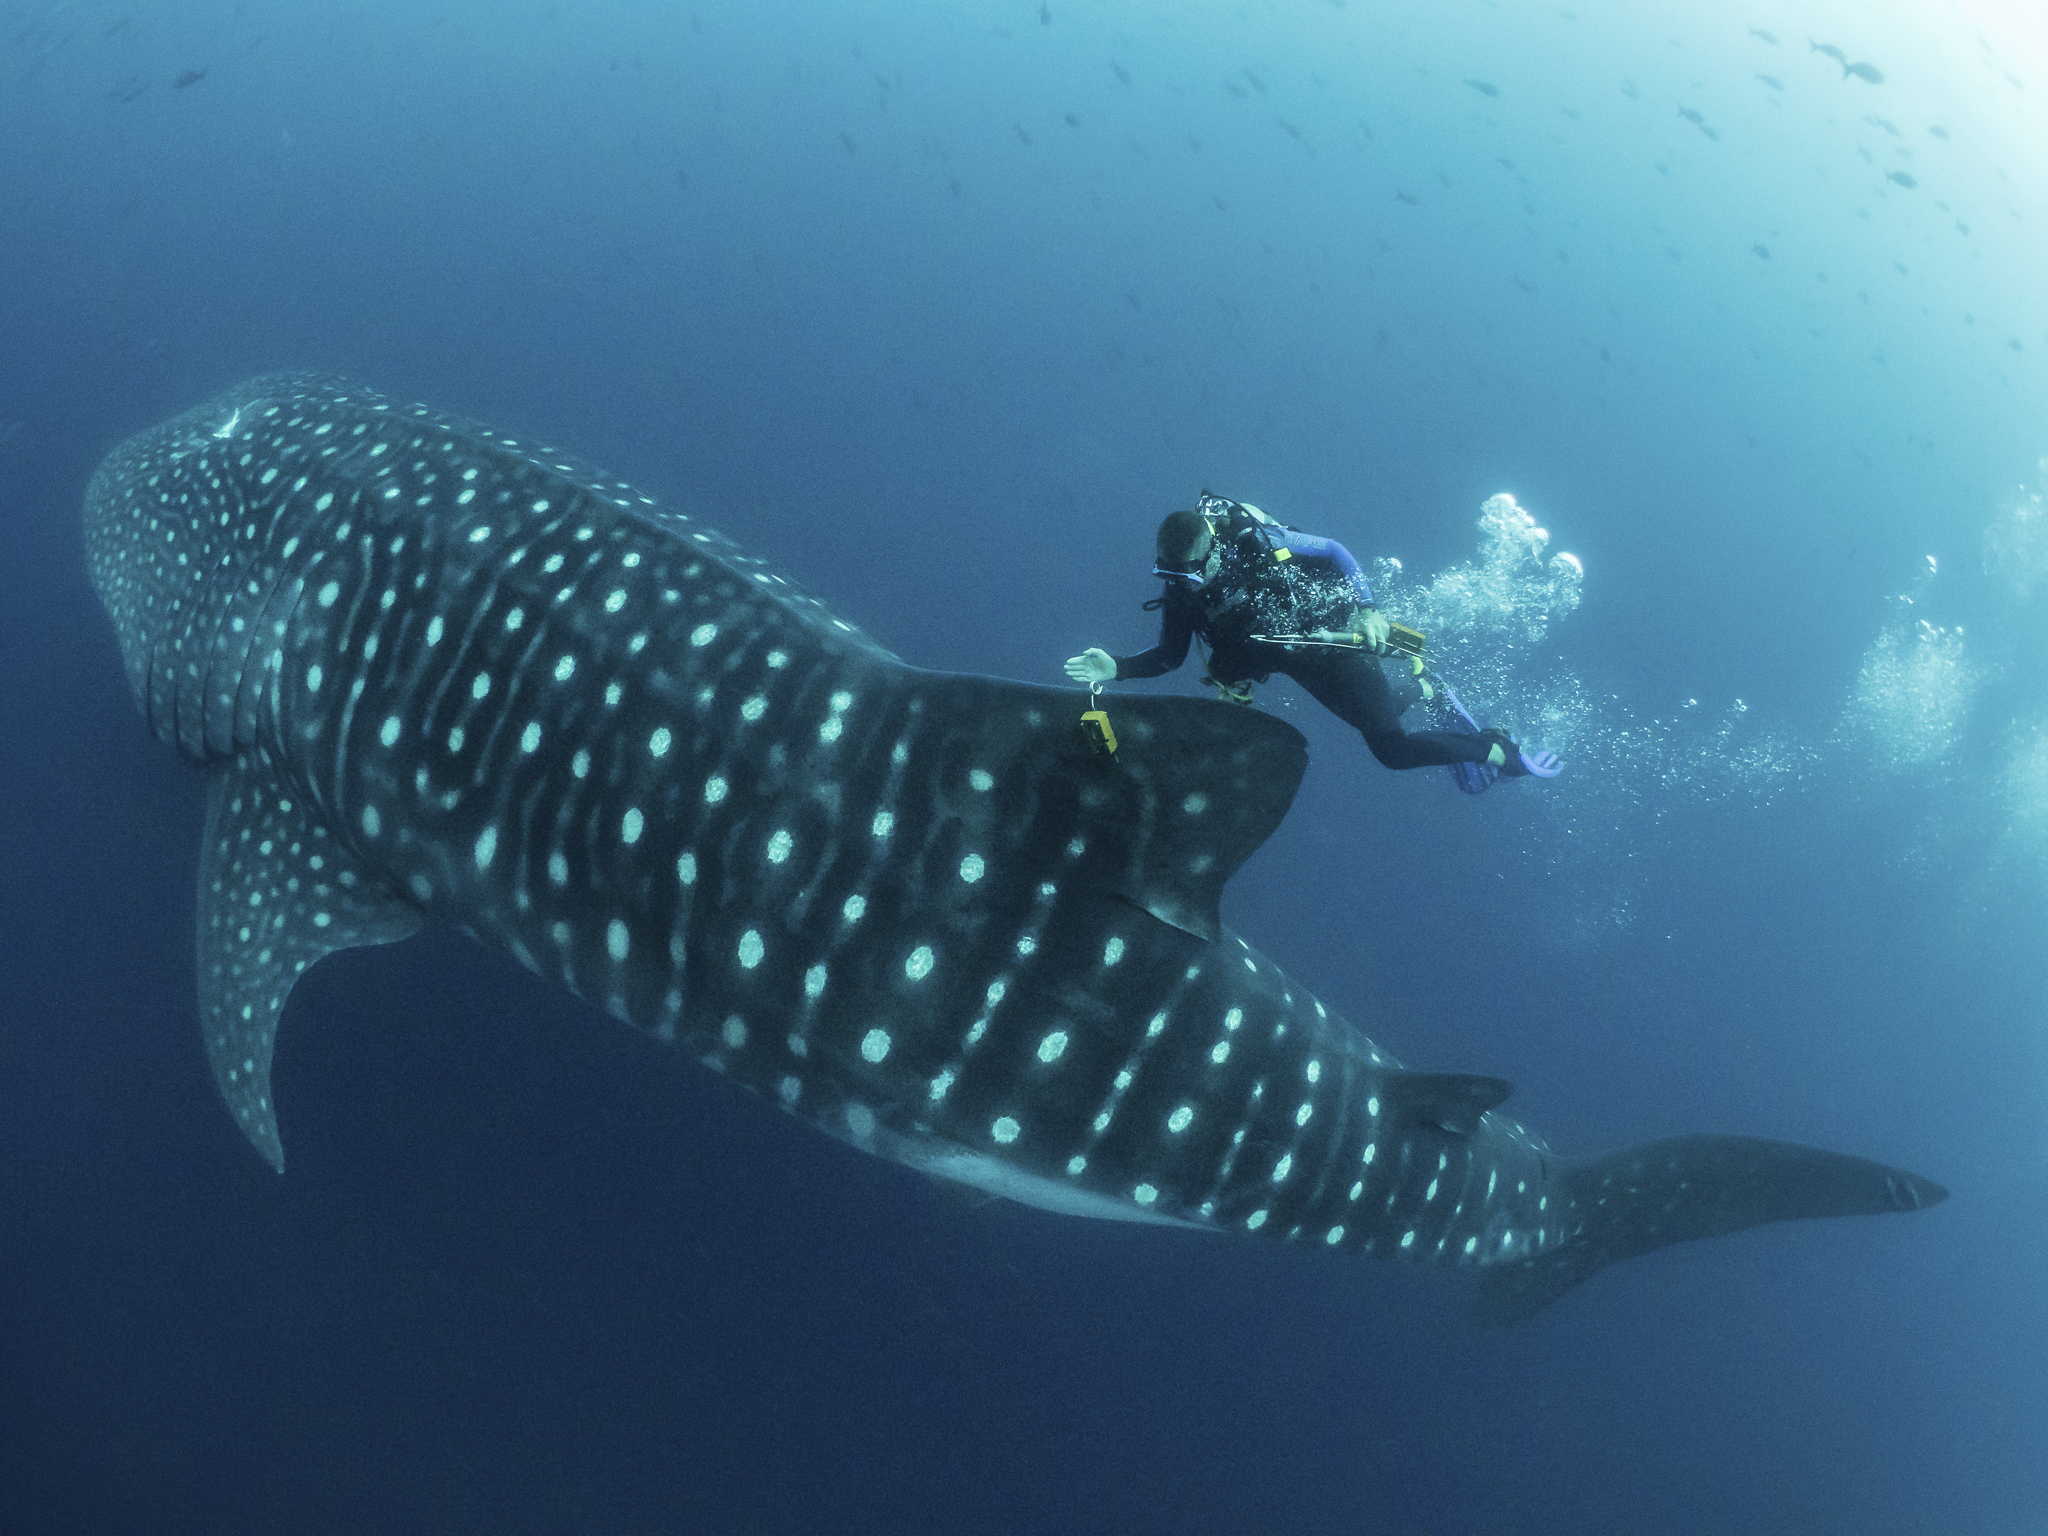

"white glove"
[1356,609,1391,652]
[1065,648,1116,684]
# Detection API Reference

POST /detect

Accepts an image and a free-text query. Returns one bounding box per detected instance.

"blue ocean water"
[3,0,2045,1531]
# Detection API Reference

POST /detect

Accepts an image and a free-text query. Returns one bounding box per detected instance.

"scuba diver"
[1064,494,1561,788]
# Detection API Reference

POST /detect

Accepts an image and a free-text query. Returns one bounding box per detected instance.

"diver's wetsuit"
[1113,523,1495,772]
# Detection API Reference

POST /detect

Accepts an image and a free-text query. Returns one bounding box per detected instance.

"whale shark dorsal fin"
[901,675,1308,946]
[1074,690,1309,943]
[1385,1071,1514,1135]
[197,751,421,1171]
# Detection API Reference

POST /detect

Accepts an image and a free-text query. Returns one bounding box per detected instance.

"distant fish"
[1395,190,1422,205]
[1845,61,1884,84]
[1110,60,1131,85]
[1757,74,1783,90]
[1886,170,1917,188]
[1865,116,1899,136]
[1749,27,1778,43]
[1677,105,1718,139]
[110,74,147,102]
[1753,242,1772,259]
[1928,124,1950,140]
[171,66,206,89]
[1465,78,1499,98]
[1810,40,1848,66]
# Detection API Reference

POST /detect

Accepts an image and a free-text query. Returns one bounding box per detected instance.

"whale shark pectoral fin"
[1382,1071,1514,1135]
[196,751,422,1171]
[1467,1135,1950,1325]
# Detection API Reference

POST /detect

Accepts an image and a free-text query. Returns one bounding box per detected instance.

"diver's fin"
[1384,1071,1514,1135]
[197,751,423,1170]
[1431,682,1499,795]
[1467,1135,1949,1325]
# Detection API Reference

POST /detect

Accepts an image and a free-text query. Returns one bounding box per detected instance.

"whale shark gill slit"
[85,375,1946,1319]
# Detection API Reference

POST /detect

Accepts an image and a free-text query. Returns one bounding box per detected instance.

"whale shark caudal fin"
[1467,1134,1949,1325]
[198,750,422,1172]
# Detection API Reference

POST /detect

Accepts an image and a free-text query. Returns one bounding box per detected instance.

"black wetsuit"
[1113,522,1494,772]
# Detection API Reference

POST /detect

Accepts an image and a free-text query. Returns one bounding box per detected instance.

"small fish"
[1063,112,1080,129]
[1749,28,1778,44]
[1928,125,1949,140]
[1757,74,1783,90]
[1465,78,1500,98]
[1886,170,1917,189]
[1753,242,1772,259]
[111,75,147,102]
[171,67,206,89]
[1395,190,1422,206]
[1865,116,1899,136]
[1110,60,1131,85]
[1677,105,1705,126]
[1845,62,1884,84]
[1810,40,1848,65]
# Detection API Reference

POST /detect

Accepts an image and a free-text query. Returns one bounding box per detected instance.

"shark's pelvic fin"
[198,751,422,1171]
[1467,1134,1950,1324]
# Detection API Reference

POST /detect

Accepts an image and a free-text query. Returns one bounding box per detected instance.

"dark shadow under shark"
[83,376,1945,1323]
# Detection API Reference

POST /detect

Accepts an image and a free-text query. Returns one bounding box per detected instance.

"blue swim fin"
[1433,683,1500,795]
[1434,685,1562,789]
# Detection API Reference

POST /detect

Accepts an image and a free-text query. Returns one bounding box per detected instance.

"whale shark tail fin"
[1467,1135,1947,1325]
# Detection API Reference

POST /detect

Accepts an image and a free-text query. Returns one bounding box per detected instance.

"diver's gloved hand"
[1354,608,1392,653]
[1065,648,1116,684]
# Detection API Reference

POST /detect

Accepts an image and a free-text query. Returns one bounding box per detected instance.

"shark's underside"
[83,376,1945,1322]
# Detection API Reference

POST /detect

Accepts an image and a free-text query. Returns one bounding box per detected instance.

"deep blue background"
[5,1,2046,1532]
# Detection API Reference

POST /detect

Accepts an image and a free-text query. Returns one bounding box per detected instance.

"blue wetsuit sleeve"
[1113,595,1196,680]
[1277,530,1374,606]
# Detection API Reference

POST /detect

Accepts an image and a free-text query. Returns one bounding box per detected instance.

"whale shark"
[85,375,1945,1322]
